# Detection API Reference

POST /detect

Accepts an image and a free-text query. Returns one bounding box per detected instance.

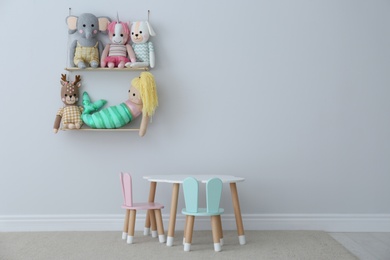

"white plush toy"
[125,21,156,68]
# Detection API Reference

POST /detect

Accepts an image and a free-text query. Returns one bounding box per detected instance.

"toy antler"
[61,74,67,82]
[73,75,81,85]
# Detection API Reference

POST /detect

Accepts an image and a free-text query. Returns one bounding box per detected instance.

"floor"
[329,233,390,260]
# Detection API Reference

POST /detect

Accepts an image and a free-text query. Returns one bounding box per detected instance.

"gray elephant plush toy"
[66,13,111,68]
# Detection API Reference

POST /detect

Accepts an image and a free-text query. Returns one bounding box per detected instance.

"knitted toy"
[125,21,156,68]
[101,21,136,68]
[81,72,158,136]
[66,13,111,68]
[53,74,83,133]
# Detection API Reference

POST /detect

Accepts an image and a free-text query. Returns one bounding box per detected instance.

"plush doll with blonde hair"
[81,72,158,136]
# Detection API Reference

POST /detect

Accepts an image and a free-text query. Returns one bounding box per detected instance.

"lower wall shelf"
[61,127,140,132]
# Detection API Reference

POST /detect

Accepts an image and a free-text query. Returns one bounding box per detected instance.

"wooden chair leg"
[211,216,222,252]
[149,208,157,238]
[184,215,195,252]
[154,209,165,243]
[145,210,151,236]
[122,209,130,239]
[127,210,136,244]
[217,215,223,246]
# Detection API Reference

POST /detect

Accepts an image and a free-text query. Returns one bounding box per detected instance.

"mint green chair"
[181,177,224,252]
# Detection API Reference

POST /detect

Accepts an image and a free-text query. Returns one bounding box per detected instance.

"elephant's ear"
[98,17,110,32]
[66,16,78,34]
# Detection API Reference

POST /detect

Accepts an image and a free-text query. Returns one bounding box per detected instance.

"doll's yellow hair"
[132,72,158,117]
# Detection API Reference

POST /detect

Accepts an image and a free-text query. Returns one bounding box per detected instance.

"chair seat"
[182,207,224,216]
[122,202,164,210]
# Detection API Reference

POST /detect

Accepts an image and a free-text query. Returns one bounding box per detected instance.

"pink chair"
[120,172,165,244]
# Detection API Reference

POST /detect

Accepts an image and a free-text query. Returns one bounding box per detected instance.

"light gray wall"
[1,0,389,217]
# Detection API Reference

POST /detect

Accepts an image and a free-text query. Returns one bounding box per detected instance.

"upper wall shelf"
[64,67,149,72]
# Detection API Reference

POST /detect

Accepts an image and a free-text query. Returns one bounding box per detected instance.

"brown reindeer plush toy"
[53,74,83,133]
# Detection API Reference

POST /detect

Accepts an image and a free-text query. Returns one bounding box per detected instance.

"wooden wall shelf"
[64,67,149,72]
[59,67,148,135]
[61,127,140,132]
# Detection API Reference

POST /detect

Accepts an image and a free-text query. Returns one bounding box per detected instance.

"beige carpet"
[0,230,357,260]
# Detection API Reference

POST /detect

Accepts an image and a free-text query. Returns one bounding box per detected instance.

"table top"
[143,175,245,184]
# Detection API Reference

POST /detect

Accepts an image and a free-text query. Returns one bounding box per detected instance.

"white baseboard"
[1,214,390,232]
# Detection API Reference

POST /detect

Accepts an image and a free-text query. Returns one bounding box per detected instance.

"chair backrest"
[183,177,199,213]
[206,178,223,213]
[183,177,223,214]
[120,172,133,207]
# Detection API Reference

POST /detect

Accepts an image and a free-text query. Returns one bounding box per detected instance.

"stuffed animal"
[81,72,158,136]
[66,13,111,68]
[101,21,136,68]
[125,21,156,68]
[53,74,83,133]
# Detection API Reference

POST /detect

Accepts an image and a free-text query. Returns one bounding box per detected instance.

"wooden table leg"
[230,182,246,245]
[183,213,188,245]
[144,181,157,235]
[167,183,180,246]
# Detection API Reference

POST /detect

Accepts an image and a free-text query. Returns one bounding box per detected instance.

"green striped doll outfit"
[81,92,142,129]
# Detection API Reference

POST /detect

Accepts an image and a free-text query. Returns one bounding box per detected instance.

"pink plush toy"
[101,21,136,68]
